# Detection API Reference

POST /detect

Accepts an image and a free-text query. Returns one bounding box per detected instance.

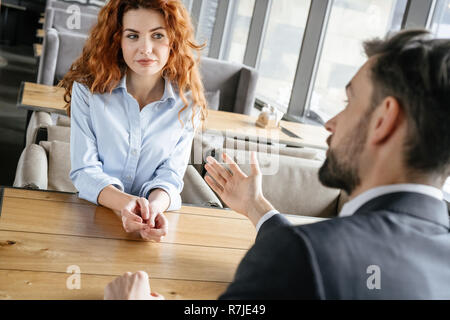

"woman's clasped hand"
[120,196,169,242]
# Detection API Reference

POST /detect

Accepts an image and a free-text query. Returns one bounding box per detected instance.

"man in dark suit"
[104,29,450,299]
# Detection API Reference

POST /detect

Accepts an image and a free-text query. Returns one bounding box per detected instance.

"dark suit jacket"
[219,192,450,299]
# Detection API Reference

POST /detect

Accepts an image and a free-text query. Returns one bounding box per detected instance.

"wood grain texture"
[204,110,328,150]
[20,82,67,113]
[3,188,246,219]
[0,230,247,283]
[0,197,256,249]
[0,270,227,300]
[0,188,325,299]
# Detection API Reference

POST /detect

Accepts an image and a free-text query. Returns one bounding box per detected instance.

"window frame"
[204,0,439,124]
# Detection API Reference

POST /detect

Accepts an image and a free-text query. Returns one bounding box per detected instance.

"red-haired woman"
[60,0,207,241]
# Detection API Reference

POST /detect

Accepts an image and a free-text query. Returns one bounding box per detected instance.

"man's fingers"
[250,151,261,176]
[205,174,224,195]
[222,153,247,177]
[204,162,227,186]
[206,156,233,180]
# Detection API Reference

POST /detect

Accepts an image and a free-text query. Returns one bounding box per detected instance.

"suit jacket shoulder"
[296,192,450,299]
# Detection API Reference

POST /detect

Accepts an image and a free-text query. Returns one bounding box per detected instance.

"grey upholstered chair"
[28,28,88,146]
[46,0,102,16]
[37,28,88,86]
[199,57,259,115]
[43,7,99,36]
[15,123,223,208]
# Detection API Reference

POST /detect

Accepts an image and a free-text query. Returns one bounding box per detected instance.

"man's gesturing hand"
[204,152,274,226]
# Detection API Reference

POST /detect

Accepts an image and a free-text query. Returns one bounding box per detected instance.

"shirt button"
[126,175,132,181]
[131,149,138,156]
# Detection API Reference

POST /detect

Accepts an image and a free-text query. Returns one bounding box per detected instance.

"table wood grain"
[18,82,68,114]
[204,110,328,150]
[0,187,325,300]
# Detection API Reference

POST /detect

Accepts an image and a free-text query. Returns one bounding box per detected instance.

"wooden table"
[0,187,325,300]
[36,29,44,38]
[204,110,329,150]
[16,82,329,150]
[17,82,67,114]
[33,43,42,58]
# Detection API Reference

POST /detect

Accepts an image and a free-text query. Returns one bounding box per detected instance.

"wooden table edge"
[0,186,247,220]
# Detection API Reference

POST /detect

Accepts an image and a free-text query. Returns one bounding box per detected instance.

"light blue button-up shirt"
[70,76,199,211]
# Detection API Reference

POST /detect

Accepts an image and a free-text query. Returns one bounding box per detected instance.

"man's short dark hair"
[363,29,450,177]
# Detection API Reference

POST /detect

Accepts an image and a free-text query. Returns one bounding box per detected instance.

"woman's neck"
[126,70,165,109]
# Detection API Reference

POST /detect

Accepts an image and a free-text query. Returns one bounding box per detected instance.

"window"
[256,0,311,112]
[196,0,220,57]
[308,0,407,123]
[223,0,256,64]
[430,0,450,38]
[182,0,193,12]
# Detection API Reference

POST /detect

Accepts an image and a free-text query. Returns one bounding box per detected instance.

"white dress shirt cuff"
[255,209,280,233]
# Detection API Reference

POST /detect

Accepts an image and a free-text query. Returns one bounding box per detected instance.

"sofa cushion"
[13,144,48,190]
[47,125,70,142]
[39,140,77,193]
[56,115,71,127]
[25,111,53,146]
[181,165,222,208]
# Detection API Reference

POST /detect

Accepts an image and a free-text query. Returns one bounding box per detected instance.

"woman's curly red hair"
[60,0,207,125]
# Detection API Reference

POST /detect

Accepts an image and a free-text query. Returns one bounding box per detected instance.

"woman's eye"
[127,34,138,40]
[153,33,164,40]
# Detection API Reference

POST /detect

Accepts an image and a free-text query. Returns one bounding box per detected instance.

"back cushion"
[199,57,241,113]
[40,140,77,193]
[55,31,88,82]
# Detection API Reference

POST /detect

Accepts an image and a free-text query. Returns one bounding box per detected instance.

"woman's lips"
[137,59,157,66]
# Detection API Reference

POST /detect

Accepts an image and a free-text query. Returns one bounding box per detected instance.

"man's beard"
[318,115,370,195]
[318,150,361,195]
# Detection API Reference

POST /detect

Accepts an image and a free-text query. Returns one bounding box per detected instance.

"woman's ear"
[370,96,403,145]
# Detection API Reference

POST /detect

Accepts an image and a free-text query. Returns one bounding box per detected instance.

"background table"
[0,187,325,299]
[17,82,329,150]
[204,109,329,150]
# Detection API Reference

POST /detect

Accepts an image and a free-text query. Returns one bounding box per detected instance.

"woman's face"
[121,8,170,78]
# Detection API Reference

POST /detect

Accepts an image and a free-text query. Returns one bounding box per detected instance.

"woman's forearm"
[98,185,137,212]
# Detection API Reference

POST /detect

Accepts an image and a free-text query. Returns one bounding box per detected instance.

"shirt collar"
[339,184,444,218]
[114,74,177,109]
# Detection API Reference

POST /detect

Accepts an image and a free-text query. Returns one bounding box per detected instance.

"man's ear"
[370,96,403,145]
